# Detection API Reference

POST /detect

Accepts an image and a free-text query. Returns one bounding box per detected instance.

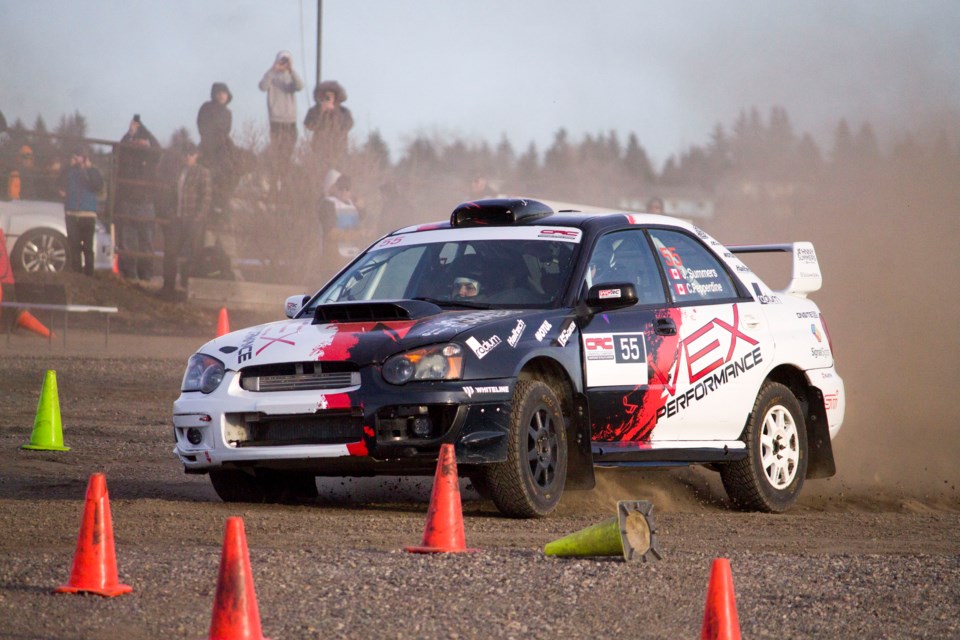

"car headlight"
[181,354,226,393]
[382,344,463,385]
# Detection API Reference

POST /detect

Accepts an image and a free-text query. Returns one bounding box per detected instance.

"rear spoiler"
[727,242,822,297]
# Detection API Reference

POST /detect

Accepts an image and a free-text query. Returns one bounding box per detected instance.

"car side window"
[585,230,666,305]
[647,228,738,303]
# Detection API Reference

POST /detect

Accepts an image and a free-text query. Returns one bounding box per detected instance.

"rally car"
[173,198,844,517]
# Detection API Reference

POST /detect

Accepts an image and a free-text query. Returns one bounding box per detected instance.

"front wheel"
[484,379,568,518]
[209,468,318,504]
[720,382,808,512]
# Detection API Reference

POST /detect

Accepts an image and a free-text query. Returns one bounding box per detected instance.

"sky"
[2,0,959,166]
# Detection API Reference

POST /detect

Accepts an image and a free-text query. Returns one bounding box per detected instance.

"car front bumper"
[172,369,513,474]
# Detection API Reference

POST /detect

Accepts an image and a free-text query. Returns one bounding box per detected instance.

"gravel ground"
[0,336,958,639]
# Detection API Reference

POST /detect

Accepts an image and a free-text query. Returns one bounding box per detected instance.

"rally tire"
[721,382,808,513]
[209,469,267,503]
[485,379,568,518]
[209,469,318,504]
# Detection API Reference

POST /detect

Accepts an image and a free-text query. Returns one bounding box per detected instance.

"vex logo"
[656,305,763,419]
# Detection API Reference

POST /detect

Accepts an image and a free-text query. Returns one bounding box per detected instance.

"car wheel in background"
[485,379,568,518]
[12,228,69,273]
[720,381,808,512]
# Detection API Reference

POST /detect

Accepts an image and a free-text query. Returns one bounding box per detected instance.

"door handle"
[654,318,677,336]
[742,314,761,329]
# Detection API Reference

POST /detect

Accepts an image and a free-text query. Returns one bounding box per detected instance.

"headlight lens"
[181,354,226,393]
[382,343,463,385]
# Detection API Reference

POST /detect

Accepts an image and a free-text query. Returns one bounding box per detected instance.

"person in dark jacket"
[117,114,161,282]
[162,144,211,296]
[197,82,235,212]
[64,148,104,276]
[303,80,353,169]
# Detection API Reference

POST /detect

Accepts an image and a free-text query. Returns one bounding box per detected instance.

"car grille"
[233,412,363,447]
[239,361,359,392]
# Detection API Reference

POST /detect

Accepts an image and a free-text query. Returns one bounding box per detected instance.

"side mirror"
[284,294,310,318]
[585,282,638,311]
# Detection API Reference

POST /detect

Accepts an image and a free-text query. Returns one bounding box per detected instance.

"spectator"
[469,175,496,200]
[0,109,6,133]
[116,114,161,283]
[258,51,304,165]
[646,196,664,214]
[7,145,36,200]
[303,80,353,168]
[319,170,362,265]
[161,144,211,297]
[197,82,235,212]
[63,148,104,276]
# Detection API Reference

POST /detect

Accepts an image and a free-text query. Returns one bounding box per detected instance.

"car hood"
[202,307,526,369]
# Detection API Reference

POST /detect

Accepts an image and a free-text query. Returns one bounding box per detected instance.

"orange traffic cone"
[55,473,132,597]
[16,309,52,338]
[216,307,230,337]
[701,558,742,640]
[208,517,269,640]
[405,443,476,553]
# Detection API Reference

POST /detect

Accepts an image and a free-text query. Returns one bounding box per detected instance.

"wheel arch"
[764,364,836,479]
[517,355,595,490]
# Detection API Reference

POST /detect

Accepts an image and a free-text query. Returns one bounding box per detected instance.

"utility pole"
[315,0,323,87]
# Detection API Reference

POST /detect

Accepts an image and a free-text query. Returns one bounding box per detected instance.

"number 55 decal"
[584,332,648,387]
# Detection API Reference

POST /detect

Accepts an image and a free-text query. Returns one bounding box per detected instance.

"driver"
[451,255,483,300]
[452,275,480,299]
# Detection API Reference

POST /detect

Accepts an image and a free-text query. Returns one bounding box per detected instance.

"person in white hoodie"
[258,50,304,165]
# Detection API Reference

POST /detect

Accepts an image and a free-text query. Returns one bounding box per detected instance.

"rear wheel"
[720,382,808,512]
[209,469,318,504]
[485,379,567,518]
[12,229,68,273]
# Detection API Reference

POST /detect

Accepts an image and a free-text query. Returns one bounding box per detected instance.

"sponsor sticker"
[555,320,576,347]
[463,384,509,397]
[535,319,552,342]
[811,324,822,342]
[751,282,782,304]
[824,392,839,410]
[598,288,621,300]
[797,247,817,264]
[538,228,581,242]
[465,334,502,359]
[507,319,526,347]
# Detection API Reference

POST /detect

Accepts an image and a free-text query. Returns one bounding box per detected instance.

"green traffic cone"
[22,370,70,451]
[544,500,660,562]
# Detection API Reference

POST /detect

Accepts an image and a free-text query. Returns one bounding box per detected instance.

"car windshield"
[308,226,581,311]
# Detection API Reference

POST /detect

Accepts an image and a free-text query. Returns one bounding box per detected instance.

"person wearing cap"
[161,144,211,297]
[303,80,353,168]
[197,82,235,212]
[258,50,304,165]
[64,149,104,276]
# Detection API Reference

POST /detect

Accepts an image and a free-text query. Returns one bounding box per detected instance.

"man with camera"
[258,50,304,167]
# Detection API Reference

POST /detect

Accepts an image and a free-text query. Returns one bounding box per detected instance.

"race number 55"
[615,335,643,362]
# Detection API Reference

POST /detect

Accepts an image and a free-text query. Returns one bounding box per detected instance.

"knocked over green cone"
[544,500,660,562]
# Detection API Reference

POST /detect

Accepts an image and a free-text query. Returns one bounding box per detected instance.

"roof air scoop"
[450,198,554,227]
